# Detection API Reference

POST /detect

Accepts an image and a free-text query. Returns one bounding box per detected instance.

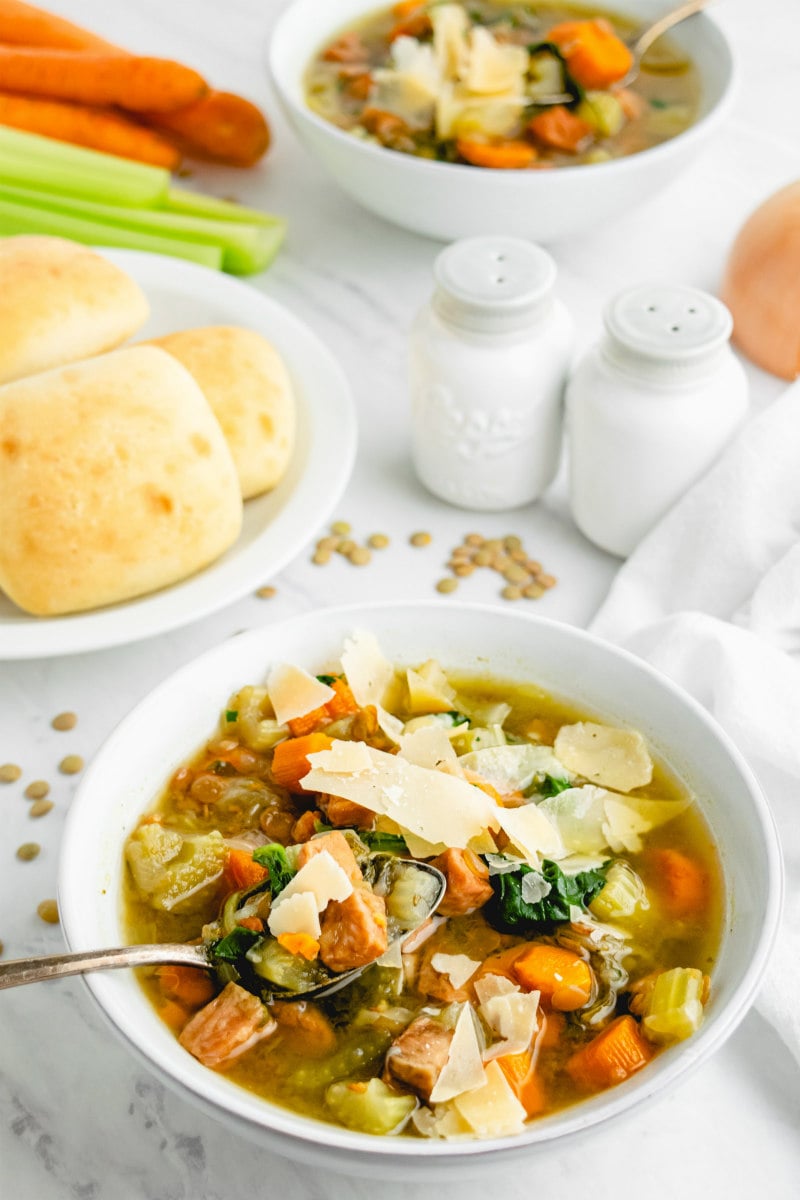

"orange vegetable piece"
[322,31,369,64]
[538,1008,567,1049]
[0,45,208,114]
[0,91,180,167]
[513,943,594,1011]
[392,0,424,18]
[277,932,321,960]
[645,848,708,917]
[456,138,538,169]
[155,965,216,1010]
[287,704,330,738]
[236,916,264,933]
[0,0,117,51]
[566,1015,652,1092]
[144,91,271,167]
[271,732,333,793]
[389,12,432,41]
[528,105,593,153]
[288,679,360,737]
[158,999,192,1033]
[546,19,633,90]
[497,1049,547,1117]
[225,848,269,892]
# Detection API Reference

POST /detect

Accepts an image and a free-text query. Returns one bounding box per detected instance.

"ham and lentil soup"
[124,633,722,1140]
[305,2,700,169]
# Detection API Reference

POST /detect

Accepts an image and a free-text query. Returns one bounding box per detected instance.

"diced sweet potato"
[319,888,388,972]
[270,1000,337,1058]
[291,809,322,843]
[430,848,494,917]
[386,1016,454,1101]
[322,794,376,830]
[178,981,275,1068]
[297,829,363,885]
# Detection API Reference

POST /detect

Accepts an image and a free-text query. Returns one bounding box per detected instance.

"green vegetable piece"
[360,831,409,854]
[488,858,609,931]
[641,967,706,1044]
[248,938,323,992]
[325,1078,416,1136]
[126,826,227,911]
[538,774,572,798]
[252,843,295,897]
[590,860,647,920]
[211,925,263,962]
[442,710,469,727]
[577,91,625,137]
[316,674,340,686]
[225,710,238,722]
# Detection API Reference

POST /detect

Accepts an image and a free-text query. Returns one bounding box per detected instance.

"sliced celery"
[641,967,706,1044]
[0,197,223,269]
[0,125,169,206]
[165,186,280,227]
[590,860,648,920]
[577,92,626,138]
[325,1078,416,1136]
[0,183,285,274]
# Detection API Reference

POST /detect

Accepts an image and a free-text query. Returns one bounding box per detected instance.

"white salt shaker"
[567,284,748,557]
[410,236,573,510]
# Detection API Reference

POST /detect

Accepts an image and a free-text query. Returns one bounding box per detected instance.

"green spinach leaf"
[253,843,295,896]
[487,858,609,931]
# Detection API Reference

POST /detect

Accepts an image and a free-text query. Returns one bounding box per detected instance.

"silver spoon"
[532,0,713,105]
[0,860,446,1002]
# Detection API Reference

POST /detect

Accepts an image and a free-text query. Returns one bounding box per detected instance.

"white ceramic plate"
[0,250,357,659]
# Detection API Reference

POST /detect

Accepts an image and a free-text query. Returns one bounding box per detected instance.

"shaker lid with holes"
[433,236,557,333]
[604,283,734,364]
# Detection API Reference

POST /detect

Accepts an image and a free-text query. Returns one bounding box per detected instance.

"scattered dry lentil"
[51,711,77,732]
[442,531,557,603]
[24,780,49,801]
[504,535,522,552]
[348,546,372,566]
[367,533,389,550]
[502,585,524,601]
[59,755,84,776]
[473,549,492,567]
[503,564,530,585]
[30,799,54,818]
[256,585,277,599]
[37,899,59,925]
[539,574,558,589]
[16,842,40,861]
[524,583,546,599]
[312,549,332,566]
[0,940,4,957]
[453,562,474,577]
[436,577,458,594]
[410,531,432,547]
[0,763,22,783]
[318,535,340,552]
[465,533,484,546]
[337,539,357,556]
[330,520,352,536]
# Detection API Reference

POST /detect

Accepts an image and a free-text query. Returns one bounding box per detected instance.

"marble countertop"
[1,1,799,1196]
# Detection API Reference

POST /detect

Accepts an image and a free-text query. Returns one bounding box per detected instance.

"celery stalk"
[165,186,280,227]
[0,126,169,207]
[641,967,706,1044]
[0,182,284,274]
[0,197,223,270]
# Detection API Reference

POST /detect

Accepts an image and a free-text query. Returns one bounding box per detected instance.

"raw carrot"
[528,105,594,153]
[566,1015,652,1092]
[645,848,707,917]
[271,732,333,792]
[513,943,594,1011]
[0,46,208,113]
[497,1049,547,1116]
[456,138,537,169]
[143,91,270,167]
[546,19,633,90]
[0,91,180,166]
[155,965,216,1009]
[277,932,321,961]
[0,0,116,51]
[225,847,269,892]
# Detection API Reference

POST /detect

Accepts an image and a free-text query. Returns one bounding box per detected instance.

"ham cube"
[179,981,275,1068]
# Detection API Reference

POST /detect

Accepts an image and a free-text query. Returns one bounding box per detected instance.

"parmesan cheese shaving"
[473,974,518,1006]
[430,953,481,990]
[266,663,334,726]
[399,725,461,773]
[452,1060,527,1137]
[266,891,321,939]
[429,1005,486,1103]
[495,802,564,862]
[272,849,353,912]
[339,630,404,743]
[479,990,540,1062]
[554,721,654,793]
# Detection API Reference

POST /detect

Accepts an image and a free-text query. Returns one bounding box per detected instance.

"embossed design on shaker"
[419,384,527,460]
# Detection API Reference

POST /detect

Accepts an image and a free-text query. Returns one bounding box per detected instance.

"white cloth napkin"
[590,378,800,1067]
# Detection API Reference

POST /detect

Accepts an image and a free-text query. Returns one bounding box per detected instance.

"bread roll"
[0,346,242,616]
[0,235,149,385]
[150,326,295,499]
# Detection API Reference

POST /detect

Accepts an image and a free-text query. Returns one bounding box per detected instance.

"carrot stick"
[271,732,333,793]
[0,91,180,166]
[0,0,116,51]
[566,1015,652,1092]
[456,138,537,169]
[143,91,270,167]
[513,943,594,1011]
[0,46,208,113]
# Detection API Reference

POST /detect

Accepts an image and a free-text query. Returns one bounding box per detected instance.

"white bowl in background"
[59,602,781,1178]
[268,0,736,243]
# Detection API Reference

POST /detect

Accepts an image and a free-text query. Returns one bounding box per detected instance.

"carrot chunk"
[546,19,633,90]
[155,964,216,1010]
[497,1049,547,1117]
[645,848,708,917]
[224,847,269,892]
[271,732,333,793]
[566,1015,652,1092]
[528,105,594,153]
[513,944,594,1011]
[456,138,537,169]
[277,932,321,960]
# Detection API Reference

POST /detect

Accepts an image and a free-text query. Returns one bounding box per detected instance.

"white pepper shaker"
[567,283,748,558]
[410,236,573,511]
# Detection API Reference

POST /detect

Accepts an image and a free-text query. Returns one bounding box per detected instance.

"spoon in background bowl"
[0,858,446,1002]
[534,0,714,105]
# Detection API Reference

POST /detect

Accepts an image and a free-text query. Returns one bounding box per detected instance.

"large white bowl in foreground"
[268,0,736,242]
[59,603,781,1178]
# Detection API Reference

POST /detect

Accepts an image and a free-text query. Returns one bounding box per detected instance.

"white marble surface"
[1,1,800,1196]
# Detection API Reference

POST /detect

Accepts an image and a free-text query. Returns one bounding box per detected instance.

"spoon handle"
[0,942,209,990]
[633,0,712,62]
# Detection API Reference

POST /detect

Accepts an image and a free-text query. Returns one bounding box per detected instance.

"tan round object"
[0,236,149,386]
[0,346,242,616]
[149,326,296,499]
